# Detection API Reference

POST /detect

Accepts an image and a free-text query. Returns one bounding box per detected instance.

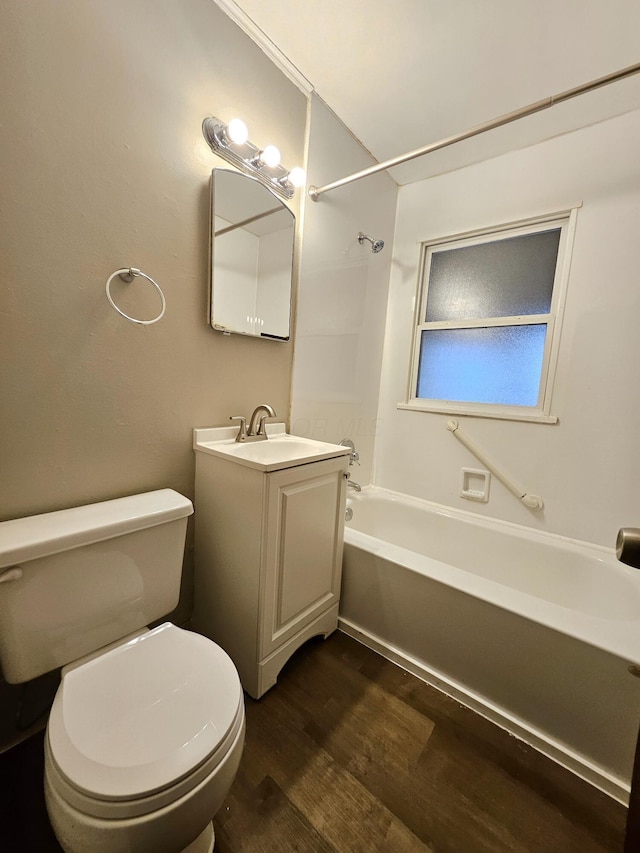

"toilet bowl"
[0,490,245,852]
[44,623,245,853]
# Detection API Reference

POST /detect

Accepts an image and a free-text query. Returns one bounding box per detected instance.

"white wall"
[375,109,640,547]
[291,95,397,485]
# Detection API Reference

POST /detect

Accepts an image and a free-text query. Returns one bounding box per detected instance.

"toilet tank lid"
[0,489,193,569]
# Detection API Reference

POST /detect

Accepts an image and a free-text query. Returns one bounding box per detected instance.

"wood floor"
[215,631,626,853]
[0,630,629,852]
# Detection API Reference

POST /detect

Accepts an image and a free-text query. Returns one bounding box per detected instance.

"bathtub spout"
[347,477,362,492]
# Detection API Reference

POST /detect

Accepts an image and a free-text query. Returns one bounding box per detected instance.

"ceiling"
[224,0,640,186]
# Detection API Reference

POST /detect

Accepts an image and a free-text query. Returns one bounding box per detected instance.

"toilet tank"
[0,489,193,684]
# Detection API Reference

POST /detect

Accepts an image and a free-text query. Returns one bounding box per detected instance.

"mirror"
[210,169,295,340]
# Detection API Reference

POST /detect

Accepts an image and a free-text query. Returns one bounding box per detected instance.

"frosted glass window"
[408,211,575,420]
[426,229,560,322]
[416,325,547,406]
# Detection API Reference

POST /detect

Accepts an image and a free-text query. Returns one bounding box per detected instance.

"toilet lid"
[47,623,243,801]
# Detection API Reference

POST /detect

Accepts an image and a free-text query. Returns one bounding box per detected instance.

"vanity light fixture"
[202,116,304,200]
[226,118,249,145]
[286,167,306,188]
[255,145,281,169]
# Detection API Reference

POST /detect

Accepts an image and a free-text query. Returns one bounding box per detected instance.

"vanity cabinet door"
[260,456,347,658]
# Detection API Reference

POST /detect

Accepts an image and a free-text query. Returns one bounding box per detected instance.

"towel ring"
[105,268,166,325]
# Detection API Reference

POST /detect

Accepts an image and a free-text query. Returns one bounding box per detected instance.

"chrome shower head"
[358,232,384,253]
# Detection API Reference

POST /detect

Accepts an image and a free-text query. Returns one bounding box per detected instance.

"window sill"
[397,401,558,424]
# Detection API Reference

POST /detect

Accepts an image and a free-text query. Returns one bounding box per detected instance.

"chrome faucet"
[230,404,277,442]
[346,474,362,492]
[340,438,362,490]
[339,438,360,467]
[248,404,276,437]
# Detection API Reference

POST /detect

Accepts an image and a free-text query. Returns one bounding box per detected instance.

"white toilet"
[0,489,245,853]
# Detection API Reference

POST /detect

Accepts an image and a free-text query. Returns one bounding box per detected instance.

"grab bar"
[446,419,544,511]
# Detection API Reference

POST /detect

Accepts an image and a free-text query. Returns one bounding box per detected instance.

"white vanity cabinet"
[192,428,349,698]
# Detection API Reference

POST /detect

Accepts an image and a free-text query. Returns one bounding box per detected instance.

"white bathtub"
[340,487,640,803]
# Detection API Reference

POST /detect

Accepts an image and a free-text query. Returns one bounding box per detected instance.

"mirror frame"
[209,168,295,341]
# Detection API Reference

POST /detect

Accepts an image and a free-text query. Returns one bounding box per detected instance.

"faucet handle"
[340,438,360,465]
[230,415,247,442]
[256,412,276,436]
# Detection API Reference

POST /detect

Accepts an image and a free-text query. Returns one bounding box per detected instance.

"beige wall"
[0,0,307,744]
[0,0,306,516]
[0,0,308,648]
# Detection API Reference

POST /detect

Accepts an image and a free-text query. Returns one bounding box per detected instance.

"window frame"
[400,208,578,424]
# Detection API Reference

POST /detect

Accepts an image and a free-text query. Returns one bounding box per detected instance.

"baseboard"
[338,617,630,805]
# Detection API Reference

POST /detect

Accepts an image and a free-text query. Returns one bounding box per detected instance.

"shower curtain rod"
[308,60,640,201]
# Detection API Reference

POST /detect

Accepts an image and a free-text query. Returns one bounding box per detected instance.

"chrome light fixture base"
[202,117,295,199]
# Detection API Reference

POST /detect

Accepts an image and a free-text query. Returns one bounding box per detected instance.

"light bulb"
[261,145,281,168]
[288,166,306,187]
[227,118,248,145]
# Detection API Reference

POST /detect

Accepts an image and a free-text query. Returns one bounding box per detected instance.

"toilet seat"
[47,623,243,816]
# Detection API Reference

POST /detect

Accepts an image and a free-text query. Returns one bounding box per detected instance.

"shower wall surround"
[375,108,640,547]
[290,95,397,487]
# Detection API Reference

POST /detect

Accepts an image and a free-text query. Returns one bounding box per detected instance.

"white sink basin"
[193,424,350,472]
